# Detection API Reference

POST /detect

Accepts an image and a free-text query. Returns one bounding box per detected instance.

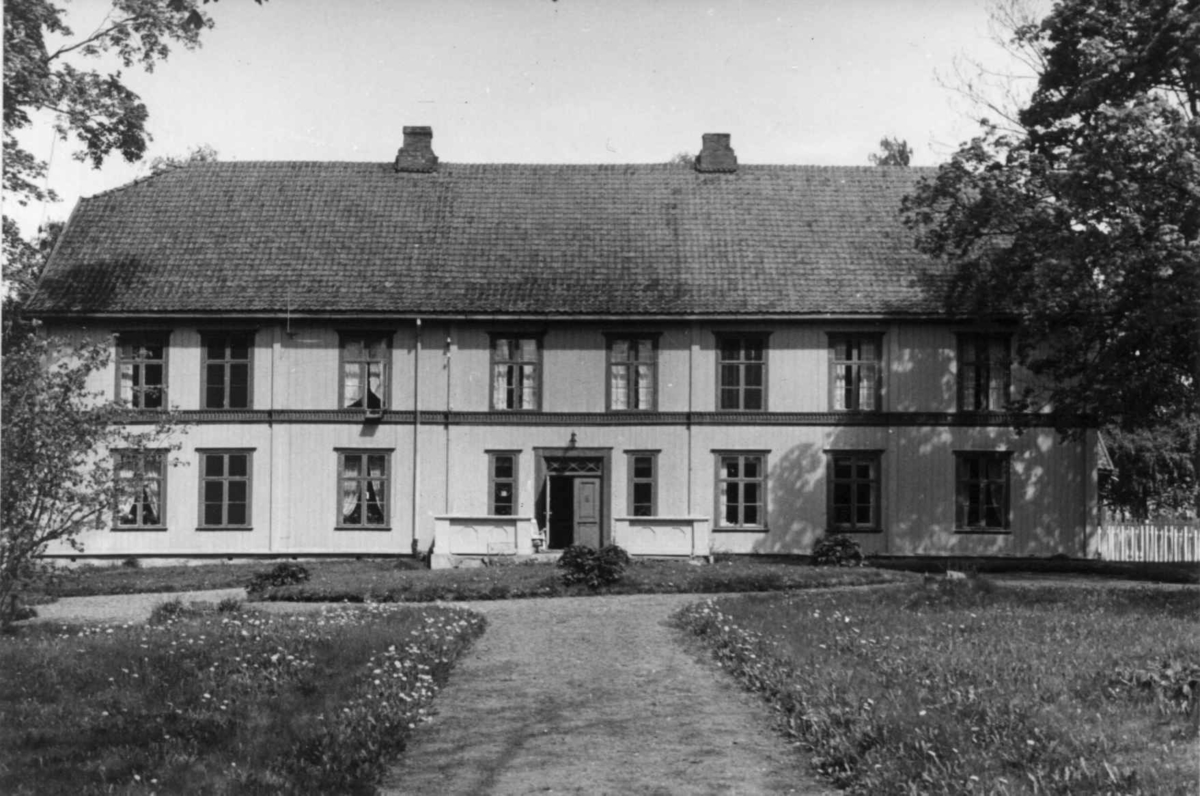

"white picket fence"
[1095,524,1200,562]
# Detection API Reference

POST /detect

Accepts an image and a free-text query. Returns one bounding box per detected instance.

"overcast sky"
[10,0,1043,236]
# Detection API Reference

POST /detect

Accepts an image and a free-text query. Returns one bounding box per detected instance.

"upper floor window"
[607,336,657,411]
[114,449,166,529]
[627,451,658,517]
[955,451,1011,531]
[489,452,519,516]
[340,333,390,409]
[117,332,167,409]
[827,451,881,532]
[202,333,252,409]
[491,336,541,411]
[199,450,252,529]
[715,452,767,530]
[829,334,881,411]
[958,334,1011,411]
[717,334,767,411]
[338,450,390,528]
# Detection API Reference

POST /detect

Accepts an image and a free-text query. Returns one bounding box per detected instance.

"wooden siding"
[41,319,1096,559]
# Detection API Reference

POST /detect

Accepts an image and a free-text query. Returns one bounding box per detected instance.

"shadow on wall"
[750,424,1076,558]
[889,339,957,413]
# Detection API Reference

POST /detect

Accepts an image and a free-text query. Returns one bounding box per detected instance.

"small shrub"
[217,596,242,613]
[247,562,312,594]
[557,544,632,589]
[120,557,141,569]
[811,534,864,567]
[148,597,186,624]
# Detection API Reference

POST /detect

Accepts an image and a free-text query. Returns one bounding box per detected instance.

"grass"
[0,601,485,795]
[250,557,913,603]
[675,578,1200,795]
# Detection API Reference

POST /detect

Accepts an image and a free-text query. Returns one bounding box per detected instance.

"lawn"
[0,601,485,795]
[676,579,1200,795]
[249,557,913,603]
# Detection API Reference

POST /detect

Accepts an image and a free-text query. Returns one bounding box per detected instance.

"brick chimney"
[695,133,738,173]
[394,126,438,173]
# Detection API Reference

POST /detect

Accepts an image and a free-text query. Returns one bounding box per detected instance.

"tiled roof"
[29,162,948,316]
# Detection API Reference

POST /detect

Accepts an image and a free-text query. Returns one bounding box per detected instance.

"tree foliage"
[3,0,214,209]
[0,333,181,623]
[868,137,912,167]
[905,0,1199,515]
[148,142,218,174]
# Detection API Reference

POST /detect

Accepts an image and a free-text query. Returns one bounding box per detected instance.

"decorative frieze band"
[122,409,1069,428]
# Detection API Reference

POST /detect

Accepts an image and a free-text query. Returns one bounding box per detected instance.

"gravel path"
[380,594,835,796]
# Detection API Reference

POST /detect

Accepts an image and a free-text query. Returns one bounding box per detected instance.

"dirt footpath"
[380,593,835,796]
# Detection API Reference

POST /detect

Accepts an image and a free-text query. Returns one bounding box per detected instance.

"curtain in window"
[636,364,652,408]
[117,457,138,524]
[366,455,386,524]
[344,363,362,408]
[341,456,361,523]
[142,477,161,525]
[520,363,537,409]
[611,365,628,409]
[365,362,384,408]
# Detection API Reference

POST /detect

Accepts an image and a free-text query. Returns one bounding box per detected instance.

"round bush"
[811,534,864,567]
[557,544,632,588]
[247,562,312,593]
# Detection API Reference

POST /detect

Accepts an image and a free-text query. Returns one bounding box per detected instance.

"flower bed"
[0,602,485,794]
[676,580,1200,795]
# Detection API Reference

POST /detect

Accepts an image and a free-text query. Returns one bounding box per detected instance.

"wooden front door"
[573,477,602,548]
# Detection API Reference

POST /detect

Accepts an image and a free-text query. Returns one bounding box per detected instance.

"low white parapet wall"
[612,516,711,557]
[432,515,538,559]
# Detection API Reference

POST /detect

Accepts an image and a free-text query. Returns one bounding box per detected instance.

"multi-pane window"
[338,451,389,528]
[827,452,881,531]
[717,335,766,411]
[829,335,881,411]
[489,452,519,516]
[199,451,252,529]
[627,452,658,516]
[608,336,656,410]
[955,452,1011,530]
[958,334,1011,411]
[341,334,390,409]
[716,453,766,529]
[202,333,252,409]
[114,450,166,529]
[117,332,167,409]
[491,336,541,410]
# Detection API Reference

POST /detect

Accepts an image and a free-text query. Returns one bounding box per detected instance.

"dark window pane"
[204,503,224,526]
[725,500,739,525]
[229,379,249,409]
[833,483,851,506]
[493,456,513,479]
[743,505,759,525]
[856,461,873,480]
[228,455,248,477]
[204,481,224,503]
[834,460,852,480]
[720,388,741,410]
[633,482,652,506]
[228,481,247,503]
[367,456,387,477]
[744,340,763,360]
[723,458,739,478]
[206,383,225,409]
[856,482,873,506]
[743,388,763,410]
[143,364,163,386]
[230,340,250,360]
[142,387,163,409]
[206,339,226,360]
[204,456,225,477]
[834,505,852,525]
[226,503,247,526]
[743,482,759,505]
[856,503,873,525]
[720,364,740,388]
[719,339,741,360]
[633,457,653,479]
[743,457,760,479]
[744,364,763,388]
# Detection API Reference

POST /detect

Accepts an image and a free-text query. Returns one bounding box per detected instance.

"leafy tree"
[1,333,181,624]
[667,151,696,168]
[868,137,912,167]
[905,0,1200,516]
[148,142,218,174]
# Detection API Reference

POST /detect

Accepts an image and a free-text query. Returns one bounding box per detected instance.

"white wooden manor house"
[29,129,1106,565]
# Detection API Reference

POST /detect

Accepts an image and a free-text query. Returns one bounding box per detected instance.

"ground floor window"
[489,451,519,515]
[626,451,658,516]
[955,451,1011,530]
[827,451,881,531]
[338,450,390,528]
[199,450,252,529]
[114,449,167,529]
[715,452,766,530]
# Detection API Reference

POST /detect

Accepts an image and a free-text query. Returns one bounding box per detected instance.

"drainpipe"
[444,325,452,515]
[412,319,422,556]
